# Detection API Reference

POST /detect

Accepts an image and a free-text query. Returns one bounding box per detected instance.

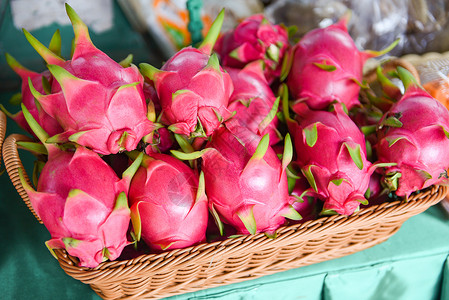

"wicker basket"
[3,54,449,299]
[0,111,6,166]
[2,132,447,300]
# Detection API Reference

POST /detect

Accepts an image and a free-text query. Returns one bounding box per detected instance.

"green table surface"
[1,2,449,300]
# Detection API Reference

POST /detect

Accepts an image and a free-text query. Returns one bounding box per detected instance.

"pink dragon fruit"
[363,172,388,206]
[290,176,319,223]
[173,124,300,236]
[3,53,63,137]
[215,14,289,83]
[144,127,175,154]
[128,152,208,251]
[375,67,449,198]
[287,15,397,111]
[18,104,142,268]
[24,4,154,155]
[226,61,281,145]
[140,10,233,138]
[287,100,375,215]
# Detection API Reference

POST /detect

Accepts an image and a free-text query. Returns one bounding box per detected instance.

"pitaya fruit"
[287,15,398,111]
[3,50,63,137]
[174,124,301,236]
[140,10,233,138]
[375,67,449,198]
[226,61,281,145]
[287,99,376,215]
[215,14,289,83]
[144,127,175,154]
[128,152,208,251]
[290,176,319,223]
[363,172,388,206]
[141,91,175,154]
[18,104,142,268]
[23,4,154,155]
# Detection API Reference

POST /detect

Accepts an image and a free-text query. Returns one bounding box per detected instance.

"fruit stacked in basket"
[4,4,449,269]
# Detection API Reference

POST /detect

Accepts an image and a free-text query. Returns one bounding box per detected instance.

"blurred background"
[1,0,448,93]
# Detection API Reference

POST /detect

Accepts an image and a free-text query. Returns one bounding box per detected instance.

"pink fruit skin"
[152,47,233,137]
[287,18,372,110]
[28,12,153,155]
[375,86,449,197]
[24,146,132,268]
[215,14,289,83]
[7,65,63,137]
[128,153,208,251]
[201,124,293,235]
[226,61,280,145]
[289,104,373,215]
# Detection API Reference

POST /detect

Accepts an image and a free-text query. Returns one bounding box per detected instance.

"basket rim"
[0,111,6,161]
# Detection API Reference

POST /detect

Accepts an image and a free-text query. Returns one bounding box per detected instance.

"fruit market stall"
[1,1,449,300]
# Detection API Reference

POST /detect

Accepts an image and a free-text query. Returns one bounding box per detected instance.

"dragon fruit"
[3,52,63,137]
[287,15,397,111]
[24,4,154,155]
[226,61,281,145]
[375,67,449,198]
[215,14,289,83]
[290,176,319,223]
[174,124,300,236]
[18,105,142,268]
[140,10,233,138]
[287,98,375,215]
[128,152,208,251]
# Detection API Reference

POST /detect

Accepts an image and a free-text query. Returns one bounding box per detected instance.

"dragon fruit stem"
[236,205,257,235]
[5,53,36,78]
[198,8,224,55]
[46,64,79,85]
[170,148,210,160]
[122,152,143,184]
[20,103,49,144]
[282,133,293,170]
[22,29,65,66]
[195,171,206,204]
[130,201,143,241]
[339,10,352,27]
[119,54,133,68]
[48,29,62,56]
[364,38,400,58]
[397,66,419,90]
[258,96,280,133]
[139,63,161,82]
[65,3,93,47]
[250,134,270,161]
[280,84,294,123]
[0,104,15,118]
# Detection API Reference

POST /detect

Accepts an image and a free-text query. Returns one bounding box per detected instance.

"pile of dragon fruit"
[5,4,449,268]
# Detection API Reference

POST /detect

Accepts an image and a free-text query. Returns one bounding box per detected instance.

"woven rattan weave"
[0,111,6,166]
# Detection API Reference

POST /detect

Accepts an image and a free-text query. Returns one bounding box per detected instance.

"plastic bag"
[265,0,449,56]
